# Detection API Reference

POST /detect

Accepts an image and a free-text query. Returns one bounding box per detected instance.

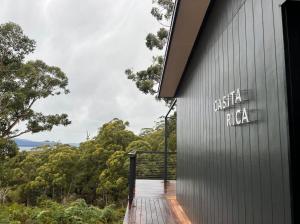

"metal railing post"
[164,99,177,184]
[128,151,136,207]
[164,116,168,183]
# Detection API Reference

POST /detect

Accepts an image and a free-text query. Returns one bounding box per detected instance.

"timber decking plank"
[154,198,166,224]
[123,180,190,224]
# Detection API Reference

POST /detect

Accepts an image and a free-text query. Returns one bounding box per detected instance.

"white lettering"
[222,96,227,109]
[235,109,241,125]
[213,89,252,127]
[214,88,247,111]
[217,99,222,111]
[226,113,231,127]
[242,108,250,123]
[235,88,242,104]
[230,91,235,106]
[214,101,218,112]
[227,94,230,107]
[231,113,235,126]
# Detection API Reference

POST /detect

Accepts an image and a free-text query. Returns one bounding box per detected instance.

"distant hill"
[14,138,79,148]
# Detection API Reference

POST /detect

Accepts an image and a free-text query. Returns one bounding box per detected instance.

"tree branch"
[2,98,37,137]
[7,129,31,139]
[156,20,170,28]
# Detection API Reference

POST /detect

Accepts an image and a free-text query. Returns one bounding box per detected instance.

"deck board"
[123,180,191,224]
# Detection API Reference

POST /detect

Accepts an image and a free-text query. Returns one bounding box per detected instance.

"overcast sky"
[0,0,167,143]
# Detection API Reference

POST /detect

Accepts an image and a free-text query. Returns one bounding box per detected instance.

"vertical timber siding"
[176,0,292,223]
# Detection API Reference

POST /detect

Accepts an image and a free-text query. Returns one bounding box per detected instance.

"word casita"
[214,88,251,127]
[226,108,250,127]
[214,88,244,111]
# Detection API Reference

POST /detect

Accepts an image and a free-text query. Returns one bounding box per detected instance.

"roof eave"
[158,0,211,98]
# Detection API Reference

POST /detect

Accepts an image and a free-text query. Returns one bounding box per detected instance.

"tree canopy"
[0,115,176,223]
[125,0,175,103]
[0,22,71,140]
[0,12,179,222]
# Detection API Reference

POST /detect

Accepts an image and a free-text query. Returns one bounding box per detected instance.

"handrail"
[137,151,176,154]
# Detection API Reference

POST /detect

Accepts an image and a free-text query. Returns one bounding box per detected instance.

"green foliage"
[166,112,176,152]
[125,56,163,95]
[137,114,176,179]
[0,138,19,160]
[95,118,137,150]
[0,22,35,65]
[76,140,105,204]
[125,0,175,103]
[145,28,168,50]
[92,119,138,206]
[151,0,175,22]
[140,113,176,152]
[97,151,129,206]
[0,119,135,206]
[0,116,176,223]
[0,22,71,139]
[0,199,124,224]
[126,140,152,153]
[0,17,179,224]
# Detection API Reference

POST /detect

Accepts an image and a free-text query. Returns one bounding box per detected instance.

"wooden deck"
[123,180,191,224]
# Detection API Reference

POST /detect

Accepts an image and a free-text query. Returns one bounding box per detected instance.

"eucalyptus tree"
[0,22,71,140]
[125,0,175,103]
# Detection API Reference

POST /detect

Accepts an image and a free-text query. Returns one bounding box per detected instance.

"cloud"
[0,0,167,143]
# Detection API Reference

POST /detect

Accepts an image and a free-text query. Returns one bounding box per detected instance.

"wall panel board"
[176,0,292,223]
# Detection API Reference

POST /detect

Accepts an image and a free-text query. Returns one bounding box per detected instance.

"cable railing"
[136,151,176,180]
[127,150,176,206]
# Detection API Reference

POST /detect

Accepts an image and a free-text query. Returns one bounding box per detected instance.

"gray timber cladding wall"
[176,0,292,223]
